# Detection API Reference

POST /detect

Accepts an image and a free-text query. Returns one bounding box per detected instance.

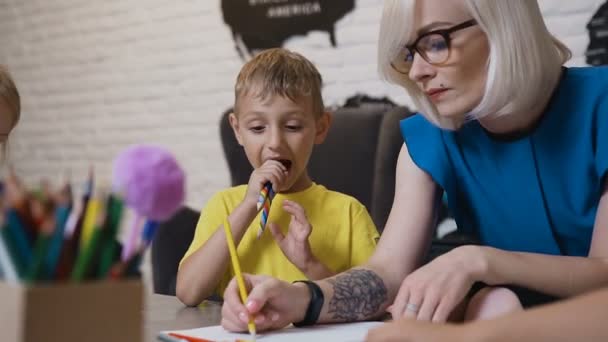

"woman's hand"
[389,245,487,322]
[366,319,468,342]
[221,274,310,332]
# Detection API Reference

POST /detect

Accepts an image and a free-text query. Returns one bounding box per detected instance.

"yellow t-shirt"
[180,183,379,298]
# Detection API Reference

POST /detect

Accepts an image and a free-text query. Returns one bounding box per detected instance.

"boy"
[176,48,379,306]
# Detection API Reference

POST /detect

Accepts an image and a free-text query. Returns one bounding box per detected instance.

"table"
[145,294,222,342]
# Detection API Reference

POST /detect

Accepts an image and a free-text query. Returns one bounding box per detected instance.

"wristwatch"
[292,280,324,327]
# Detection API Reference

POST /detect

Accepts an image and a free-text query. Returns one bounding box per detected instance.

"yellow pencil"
[223,218,257,341]
[79,197,100,249]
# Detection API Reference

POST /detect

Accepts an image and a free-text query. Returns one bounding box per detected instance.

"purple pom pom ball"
[113,145,185,221]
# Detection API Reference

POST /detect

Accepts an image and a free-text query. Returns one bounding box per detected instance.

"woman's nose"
[408,53,435,83]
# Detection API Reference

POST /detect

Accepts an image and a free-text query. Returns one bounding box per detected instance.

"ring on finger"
[405,302,420,314]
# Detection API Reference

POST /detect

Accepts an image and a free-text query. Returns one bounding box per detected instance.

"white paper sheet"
[162,321,385,341]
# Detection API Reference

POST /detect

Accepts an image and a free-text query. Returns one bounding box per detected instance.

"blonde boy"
[177,48,378,306]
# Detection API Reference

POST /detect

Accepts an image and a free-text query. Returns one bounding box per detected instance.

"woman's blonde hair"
[378,0,571,130]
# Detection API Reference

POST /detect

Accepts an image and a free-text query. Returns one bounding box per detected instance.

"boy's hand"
[245,160,287,207]
[268,200,315,271]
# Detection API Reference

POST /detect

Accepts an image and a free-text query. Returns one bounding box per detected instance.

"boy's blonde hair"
[234,48,324,118]
[0,65,20,130]
[377,0,571,130]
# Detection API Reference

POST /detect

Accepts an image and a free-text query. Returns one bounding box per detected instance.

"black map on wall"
[222,0,355,59]
[586,1,608,65]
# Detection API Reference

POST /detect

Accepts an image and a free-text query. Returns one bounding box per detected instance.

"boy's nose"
[267,128,283,149]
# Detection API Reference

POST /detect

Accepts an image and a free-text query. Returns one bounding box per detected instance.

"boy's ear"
[228,112,244,146]
[314,111,332,144]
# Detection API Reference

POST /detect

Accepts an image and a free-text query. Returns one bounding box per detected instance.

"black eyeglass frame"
[391,19,478,73]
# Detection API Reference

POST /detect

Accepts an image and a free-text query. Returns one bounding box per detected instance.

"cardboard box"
[0,280,143,342]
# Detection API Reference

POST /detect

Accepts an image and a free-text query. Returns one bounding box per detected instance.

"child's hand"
[245,160,287,207]
[268,200,315,271]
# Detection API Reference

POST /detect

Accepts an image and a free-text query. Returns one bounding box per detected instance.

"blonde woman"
[220,0,608,334]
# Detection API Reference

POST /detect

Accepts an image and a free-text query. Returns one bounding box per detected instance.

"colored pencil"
[223,218,256,341]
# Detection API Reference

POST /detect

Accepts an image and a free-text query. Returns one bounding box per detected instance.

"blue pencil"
[141,220,159,248]
[43,205,71,279]
[6,209,32,267]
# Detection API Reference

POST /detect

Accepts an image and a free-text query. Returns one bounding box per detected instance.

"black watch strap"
[292,280,324,327]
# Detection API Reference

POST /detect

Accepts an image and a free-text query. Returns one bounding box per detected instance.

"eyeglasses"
[391,19,477,74]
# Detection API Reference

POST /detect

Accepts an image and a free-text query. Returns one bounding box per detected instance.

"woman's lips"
[426,88,449,101]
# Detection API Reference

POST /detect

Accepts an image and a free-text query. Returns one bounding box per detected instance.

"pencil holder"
[0,145,185,342]
[0,279,143,342]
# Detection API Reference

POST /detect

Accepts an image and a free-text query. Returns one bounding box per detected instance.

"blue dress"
[401,66,608,257]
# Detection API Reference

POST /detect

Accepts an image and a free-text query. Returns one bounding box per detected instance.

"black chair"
[371,106,413,230]
[151,206,199,295]
[220,105,414,232]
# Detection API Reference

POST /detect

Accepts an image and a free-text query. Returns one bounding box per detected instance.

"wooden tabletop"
[145,294,222,342]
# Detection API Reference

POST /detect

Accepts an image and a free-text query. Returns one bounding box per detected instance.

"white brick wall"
[0,0,604,209]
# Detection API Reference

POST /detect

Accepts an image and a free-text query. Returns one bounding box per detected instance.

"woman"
[219,0,608,333]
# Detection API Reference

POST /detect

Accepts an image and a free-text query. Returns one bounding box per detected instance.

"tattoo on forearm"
[327,269,387,321]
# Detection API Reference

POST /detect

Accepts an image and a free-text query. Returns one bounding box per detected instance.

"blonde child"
[176,48,379,306]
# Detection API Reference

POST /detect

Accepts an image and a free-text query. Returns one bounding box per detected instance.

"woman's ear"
[314,111,332,144]
[228,112,244,146]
